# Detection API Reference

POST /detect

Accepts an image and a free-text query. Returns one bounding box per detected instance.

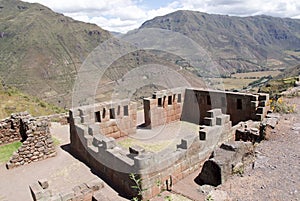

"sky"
[24,0,300,33]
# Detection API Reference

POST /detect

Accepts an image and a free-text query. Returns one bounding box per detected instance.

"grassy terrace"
[0,86,66,119]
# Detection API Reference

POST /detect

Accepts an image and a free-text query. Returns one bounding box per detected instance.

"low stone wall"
[70,107,234,200]
[0,112,30,145]
[5,115,56,169]
[30,178,104,201]
[0,112,68,146]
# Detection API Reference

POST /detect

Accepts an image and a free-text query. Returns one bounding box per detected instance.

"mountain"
[276,64,300,79]
[140,10,300,76]
[0,0,111,107]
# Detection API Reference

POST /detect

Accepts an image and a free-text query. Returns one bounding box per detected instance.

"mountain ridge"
[140,10,300,75]
[0,0,111,107]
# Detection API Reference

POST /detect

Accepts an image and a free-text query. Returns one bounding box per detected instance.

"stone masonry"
[182,88,269,125]
[0,112,29,145]
[72,100,137,139]
[4,113,56,169]
[143,88,184,128]
[69,88,270,200]
[30,178,104,201]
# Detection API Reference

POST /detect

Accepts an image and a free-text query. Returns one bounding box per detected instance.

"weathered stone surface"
[29,183,44,201]
[85,178,104,191]
[4,113,56,169]
[38,179,49,189]
[59,191,74,201]
[207,190,231,201]
[196,141,254,186]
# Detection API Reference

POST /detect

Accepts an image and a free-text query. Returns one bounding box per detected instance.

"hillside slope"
[140,10,300,76]
[0,0,111,107]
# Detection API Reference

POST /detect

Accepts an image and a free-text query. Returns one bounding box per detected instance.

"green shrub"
[270,98,296,114]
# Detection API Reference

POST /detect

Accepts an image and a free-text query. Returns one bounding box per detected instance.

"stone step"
[204,117,216,126]
[216,114,230,125]
[88,144,98,153]
[84,135,93,146]
[206,109,222,118]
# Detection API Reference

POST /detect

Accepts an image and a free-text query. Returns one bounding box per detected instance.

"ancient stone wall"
[5,115,56,169]
[72,100,137,139]
[143,88,184,128]
[196,141,254,186]
[69,106,235,200]
[0,112,30,145]
[69,88,271,200]
[0,112,68,145]
[30,178,104,201]
[182,88,269,125]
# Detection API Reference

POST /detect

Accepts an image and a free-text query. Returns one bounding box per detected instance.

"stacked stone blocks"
[6,115,56,169]
[144,88,184,128]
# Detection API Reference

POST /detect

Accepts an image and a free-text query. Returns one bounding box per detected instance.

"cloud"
[24,0,300,33]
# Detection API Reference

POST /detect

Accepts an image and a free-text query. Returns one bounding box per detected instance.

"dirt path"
[217,96,300,200]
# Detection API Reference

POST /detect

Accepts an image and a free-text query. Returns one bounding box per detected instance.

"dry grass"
[232,71,281,79]
[208,70,281,90]
[117,138,174,153]
[209,78,256,90]
[0,86,65,119]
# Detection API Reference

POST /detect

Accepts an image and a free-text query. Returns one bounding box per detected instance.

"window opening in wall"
[207,95,211,105]
[178,94,182,103]
[95,111,101,122]
[158,98,162,107]
[194,93,199,103]
[221,97,226,107]
[173,94,176,103]
[109,108,115,119]
[117,105,121,116]
[124,105,129,116]
[237,98,242,110]
[102,108,106,119]
[168,95,172,105]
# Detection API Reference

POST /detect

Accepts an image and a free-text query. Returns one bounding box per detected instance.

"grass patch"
[52,136,60,146]
[0,141,22,163]
[209,77,257,90]
[259,76,298,98]
[232,70,281,79]
[269,98,296,114]
[118,138,174,152]
[0,86,66,119]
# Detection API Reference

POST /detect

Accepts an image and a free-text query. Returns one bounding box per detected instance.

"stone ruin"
[69,87,273,200]
[30,178,104,201]
[0,112,27,145]
[195,141,254,186]
[0,112,59,169]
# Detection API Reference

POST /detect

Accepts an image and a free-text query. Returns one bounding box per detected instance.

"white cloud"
[24,0,300,33]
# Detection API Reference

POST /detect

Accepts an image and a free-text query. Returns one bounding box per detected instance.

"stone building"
[69,87,270,200]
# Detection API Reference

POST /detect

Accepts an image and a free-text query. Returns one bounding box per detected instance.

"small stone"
[38,179,49,189]
[31,156,38,160]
